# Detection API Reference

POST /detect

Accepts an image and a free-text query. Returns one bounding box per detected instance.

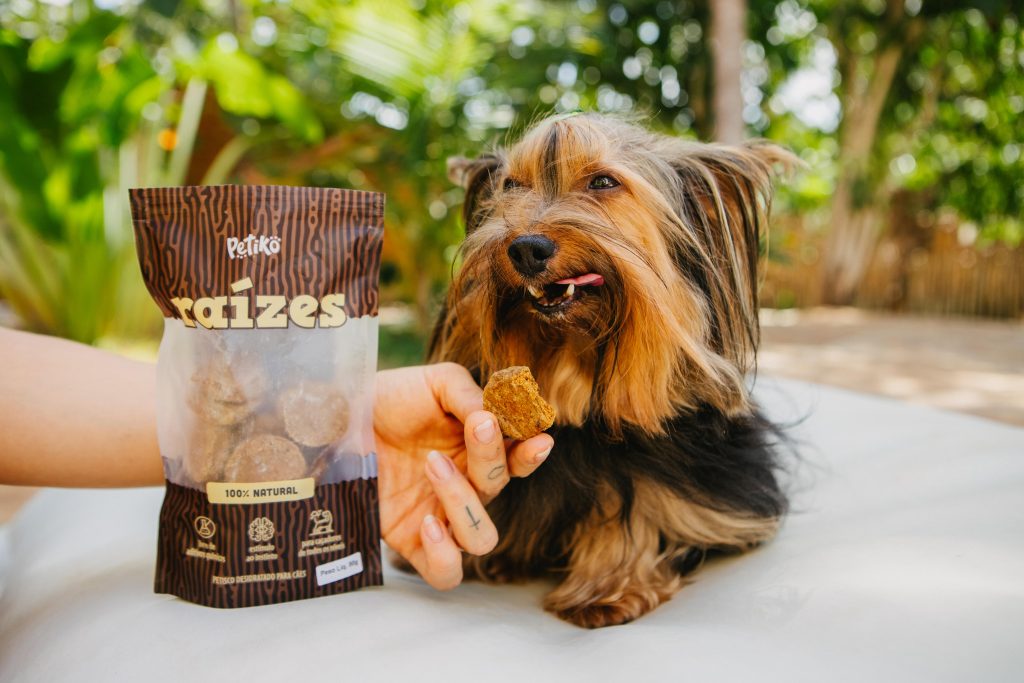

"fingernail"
[473,419,497,444]
[534,447,552,464]
[426,450,455,481]
[423,514,445,543]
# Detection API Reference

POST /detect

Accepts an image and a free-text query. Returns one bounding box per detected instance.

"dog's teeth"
[565,283,575,297]
[528,285,543,298]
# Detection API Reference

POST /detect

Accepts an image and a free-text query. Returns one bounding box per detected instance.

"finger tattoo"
[466,505,482,530]
[486,464,506,480]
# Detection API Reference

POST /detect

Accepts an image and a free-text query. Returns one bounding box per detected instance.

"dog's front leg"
[543,479,782,628]
[542,492,684,628]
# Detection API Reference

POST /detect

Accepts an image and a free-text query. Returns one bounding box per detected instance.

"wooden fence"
[759,223,1024,319]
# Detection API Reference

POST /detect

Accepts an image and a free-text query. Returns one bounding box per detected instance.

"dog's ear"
[667,141,797,359]
[447,154,504,233]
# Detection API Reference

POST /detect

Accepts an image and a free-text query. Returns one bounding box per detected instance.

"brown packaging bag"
[130,185,384,607]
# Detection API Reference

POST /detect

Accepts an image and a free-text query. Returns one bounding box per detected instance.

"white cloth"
[1,378,1022,682]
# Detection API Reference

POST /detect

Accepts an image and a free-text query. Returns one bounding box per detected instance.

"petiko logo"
[227,234,282,260]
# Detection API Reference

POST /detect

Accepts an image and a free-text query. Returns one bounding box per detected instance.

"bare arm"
[0,327,162,487]
[0,327,555,588]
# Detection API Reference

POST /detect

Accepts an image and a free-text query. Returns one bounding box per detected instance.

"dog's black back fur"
[480,405,788,578]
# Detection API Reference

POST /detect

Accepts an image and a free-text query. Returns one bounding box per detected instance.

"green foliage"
[378,324,428,370]
[193,39,323,143]
[0,0,1020,342]
[0,10,159,342]
[0,1,326,343]
[883,10,1024,244]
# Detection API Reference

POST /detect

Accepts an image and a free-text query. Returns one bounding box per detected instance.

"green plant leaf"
[267,75,323,143]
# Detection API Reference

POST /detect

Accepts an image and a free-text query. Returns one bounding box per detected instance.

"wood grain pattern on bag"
[130,185,383,319]
[131,184,385,608]
[156,479,382,607]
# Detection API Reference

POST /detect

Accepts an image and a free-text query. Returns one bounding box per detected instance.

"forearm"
[0,327,162,487]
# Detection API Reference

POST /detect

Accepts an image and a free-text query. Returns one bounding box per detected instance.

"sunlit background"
[0,0,1021,433]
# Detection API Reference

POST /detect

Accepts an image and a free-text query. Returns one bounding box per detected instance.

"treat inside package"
[131,185,384,608]
[162,326,374,488]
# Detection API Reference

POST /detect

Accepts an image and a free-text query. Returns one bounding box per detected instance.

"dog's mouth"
[525,272,605,313]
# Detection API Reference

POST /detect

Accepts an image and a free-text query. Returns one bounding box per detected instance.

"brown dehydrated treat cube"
[190,395,252,426]
[200,359,267,403]
[182,422,243,485]
[223,434,307,482]
[280,382,350,447]
[483,366,556,440]
[250,408,286,436]
[188,361,267,426]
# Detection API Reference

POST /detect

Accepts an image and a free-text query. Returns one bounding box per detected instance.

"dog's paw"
[547,592,660,629]
[544,574,683,628]
[463,554,525,584]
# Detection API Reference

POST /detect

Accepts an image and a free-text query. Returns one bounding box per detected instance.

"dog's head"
[432,113,793,435]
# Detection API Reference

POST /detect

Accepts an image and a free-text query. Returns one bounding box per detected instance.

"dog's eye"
[588,175,620,190]
[503,177,520,191]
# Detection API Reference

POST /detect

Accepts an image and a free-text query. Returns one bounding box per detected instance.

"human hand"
[374,362,554,590]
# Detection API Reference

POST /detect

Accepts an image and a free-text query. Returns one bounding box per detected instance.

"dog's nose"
[507,235,556,276]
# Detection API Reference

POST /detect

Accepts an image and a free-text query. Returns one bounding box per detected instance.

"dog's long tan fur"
[429,113,793,627]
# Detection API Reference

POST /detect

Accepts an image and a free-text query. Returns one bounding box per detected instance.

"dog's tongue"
[556,273,605,287]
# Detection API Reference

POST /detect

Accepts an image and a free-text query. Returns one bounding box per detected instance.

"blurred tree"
[801,0,1022,303]
[883,6,1023,245]
[710,0,747,142]
[819,0,923,304]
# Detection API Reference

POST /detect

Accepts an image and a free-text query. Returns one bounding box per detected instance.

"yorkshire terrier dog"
[428,113,793,628]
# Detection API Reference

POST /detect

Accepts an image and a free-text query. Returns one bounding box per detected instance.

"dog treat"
[187,358,268,426]
[483,366,556,440]
[250,408,286,436]
[223,434,307,482]
[131,185,384,608]
[200,359,267,403]
[182,423,242,485]
[280,382,350,447]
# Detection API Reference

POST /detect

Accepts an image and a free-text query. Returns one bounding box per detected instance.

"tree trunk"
[709,0,746,144]
[821,10,916,304]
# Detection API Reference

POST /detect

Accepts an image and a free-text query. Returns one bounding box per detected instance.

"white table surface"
[1,378,1022,682]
